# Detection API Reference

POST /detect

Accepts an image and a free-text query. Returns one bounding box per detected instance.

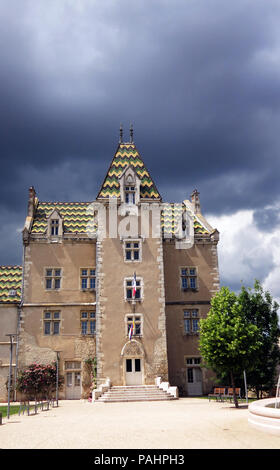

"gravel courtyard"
[0,398,279,449]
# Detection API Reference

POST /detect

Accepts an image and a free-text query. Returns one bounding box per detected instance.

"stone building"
[0,130,220,400]
[0,266,22,401]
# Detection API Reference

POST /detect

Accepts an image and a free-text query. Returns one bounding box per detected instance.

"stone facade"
[0,266,22,401]
[0,134,220,400]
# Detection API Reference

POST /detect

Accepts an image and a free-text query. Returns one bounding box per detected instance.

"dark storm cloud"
[1,0,280,274]
[253,206,280,232]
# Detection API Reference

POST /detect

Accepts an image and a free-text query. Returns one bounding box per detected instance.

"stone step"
[110,385,161,391]
[105,388,169,393]
[96,385,178,403]
[102,393,172,398]
[98,396,176,402]
[102,388,170,393]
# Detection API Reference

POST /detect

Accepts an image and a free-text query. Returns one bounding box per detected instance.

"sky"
[1,0,280,306]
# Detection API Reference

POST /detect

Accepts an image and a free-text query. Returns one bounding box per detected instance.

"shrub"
[16,362,63,400]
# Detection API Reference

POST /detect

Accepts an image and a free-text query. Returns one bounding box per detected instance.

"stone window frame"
[125,184,136,205]
[125,313,143,338]
[45,267,62,291]
[119,166,141,206]
[183,308,200,335]
[180,266,199,291]
[80,310,96,336]
[124,276,143,302]
[184,355,202,366]
[50,219,59,235]
[80,268,96,291]
[47,209,63,239]
[123,238,142,263]
[43,310,61,336]
[64,361,82,371]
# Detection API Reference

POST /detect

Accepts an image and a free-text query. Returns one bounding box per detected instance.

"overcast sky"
[1,0,280,305]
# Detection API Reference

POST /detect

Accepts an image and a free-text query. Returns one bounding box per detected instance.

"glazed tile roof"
[97,143,161,200]
[31,201,209,237]
[161,204,210,235]
[31,202,97,235]
[0,266,22,303]
[31,202,209,236]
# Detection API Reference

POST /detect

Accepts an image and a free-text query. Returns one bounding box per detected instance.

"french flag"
[132,272,137,299]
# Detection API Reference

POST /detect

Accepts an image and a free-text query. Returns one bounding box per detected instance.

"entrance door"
[186,367,203,396]
[125,358,143,385]
[66,371,81,399]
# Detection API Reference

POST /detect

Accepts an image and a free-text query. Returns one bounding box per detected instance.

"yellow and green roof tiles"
[0,266,22,303]
[161,204,210,235]
[98,143,161,200]
[31,202,97,234]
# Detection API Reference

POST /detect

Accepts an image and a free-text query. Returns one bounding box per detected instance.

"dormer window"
[47,209,63,239]
[51,219,59,236]
[125,185,136,205]
[119,166,140,206]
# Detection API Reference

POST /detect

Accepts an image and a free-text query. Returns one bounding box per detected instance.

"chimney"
[28,186,36,218]
[191,189,201,214]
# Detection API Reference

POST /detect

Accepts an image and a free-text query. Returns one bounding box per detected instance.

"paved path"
[0,398,280,449]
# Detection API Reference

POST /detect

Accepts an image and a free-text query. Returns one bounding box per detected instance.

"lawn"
[0,405,20,418]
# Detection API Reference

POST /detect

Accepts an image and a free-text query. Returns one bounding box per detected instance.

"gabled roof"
[31,202,97,234]
[0,266,22,303]
[97,142,161,200]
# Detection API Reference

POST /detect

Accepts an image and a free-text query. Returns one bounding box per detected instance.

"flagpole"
[132,271,136,313]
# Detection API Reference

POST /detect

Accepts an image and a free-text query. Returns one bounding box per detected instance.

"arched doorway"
[121,340,144,385]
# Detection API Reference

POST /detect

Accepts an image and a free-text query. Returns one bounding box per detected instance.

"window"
[51,219,59,236]
[124,240,141,261]
[184,309,200,334]
[135,358,141,372]
[125,185,136,205]
[80,268,96,290]
[45,268,61,290]
[65,361,81,370]
[125,278,142,301]
[44,311,60,335]
[80,311,96,335]
[187,368,194,383]
[186,357,201,365]
[126,315,142,337]
[181,267,198,290]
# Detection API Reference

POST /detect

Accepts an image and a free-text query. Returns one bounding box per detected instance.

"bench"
[208,387,226,402]
[225,387,241,402]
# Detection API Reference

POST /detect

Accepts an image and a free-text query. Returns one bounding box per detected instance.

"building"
[0,266,22,401]
[0,129,220,401]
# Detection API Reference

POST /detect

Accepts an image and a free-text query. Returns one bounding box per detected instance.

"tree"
[199,286,262,407]
[16,362,63,400]
[239,280,280,398]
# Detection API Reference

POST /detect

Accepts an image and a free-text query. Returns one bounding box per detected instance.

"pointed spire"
[130,123,134,143]
[119,123,123,143]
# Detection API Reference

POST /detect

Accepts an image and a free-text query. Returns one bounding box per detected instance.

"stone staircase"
[96,385,178,403]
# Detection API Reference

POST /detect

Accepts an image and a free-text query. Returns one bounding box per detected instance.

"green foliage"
[199,282,280,404]
[0,405,20,418]
[199,287,262,377]
[16,362,63,400]
[199,286,263,406]
[239,280,280,397]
